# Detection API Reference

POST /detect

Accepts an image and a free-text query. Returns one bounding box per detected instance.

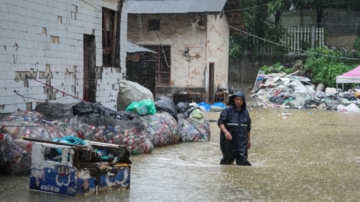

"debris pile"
[0,97,213,174]
[176,103,211,142]
[140,112,179,147]
[251,70,360,113]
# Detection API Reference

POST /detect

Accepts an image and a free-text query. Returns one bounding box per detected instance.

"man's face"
[234,96,244,109]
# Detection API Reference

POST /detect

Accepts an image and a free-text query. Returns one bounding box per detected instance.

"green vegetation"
[260,62,296,74]
[353,37,360,52]
[230,0,360,60]
[303,48,359,87]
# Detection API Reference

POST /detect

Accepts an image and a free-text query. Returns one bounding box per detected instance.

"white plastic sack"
[117,80,154,110]
[325,87,337,95]
[288,80,308,93]
[337,104,360,113]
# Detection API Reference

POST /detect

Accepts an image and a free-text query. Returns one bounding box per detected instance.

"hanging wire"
[225,0,360,12]
[225,0,285,12]
[227,24,360,61]
[155,30,171,68]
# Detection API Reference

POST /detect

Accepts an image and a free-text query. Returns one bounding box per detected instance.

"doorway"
[209,63,215,103]
[83,34,96,102]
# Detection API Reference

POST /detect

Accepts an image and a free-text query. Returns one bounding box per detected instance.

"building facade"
[0,0,128,113]
[127,0,244,102]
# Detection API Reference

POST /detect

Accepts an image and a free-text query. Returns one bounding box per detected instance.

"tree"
[229,0,286,60]
[267,0,293,26]
[292,0,360,28]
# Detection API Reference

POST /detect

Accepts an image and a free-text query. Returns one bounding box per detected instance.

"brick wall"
[0,0,127,113]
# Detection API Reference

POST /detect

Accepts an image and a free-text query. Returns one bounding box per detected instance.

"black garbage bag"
[72,101,96,116]
[304,99,321,109]
[327,95,337,101]
[269,96,284,104]
[176,102,190,113]
[342,93,358,101]
[325,102,339,110]
[34,102,75,120]
[72,101,137,120]
[154,96,178,121]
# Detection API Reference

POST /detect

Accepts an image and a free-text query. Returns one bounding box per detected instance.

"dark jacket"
[218,91,251,152]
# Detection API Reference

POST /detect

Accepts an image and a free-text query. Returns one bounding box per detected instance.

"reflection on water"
[1,108,360,201]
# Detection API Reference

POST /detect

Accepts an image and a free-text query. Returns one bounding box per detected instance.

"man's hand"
[225,131,232,140]
[248,140,251,149]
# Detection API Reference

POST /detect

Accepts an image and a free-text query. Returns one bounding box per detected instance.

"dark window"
[143,45,171,85]
[148,20,160,31]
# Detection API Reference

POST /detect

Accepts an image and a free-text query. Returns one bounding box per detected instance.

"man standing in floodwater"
[218,91,252,166]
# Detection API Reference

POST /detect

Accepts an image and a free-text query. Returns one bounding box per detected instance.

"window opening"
[143,45,171,85]
[102,8,118,67]
[148,20,160,31]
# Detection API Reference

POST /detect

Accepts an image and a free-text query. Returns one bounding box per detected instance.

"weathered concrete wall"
[127,13,207,87]
[229,52,308,85]
[127,12,229,99]
[0,0,127,113]
[325,35,358,50]
[206,13,230,99]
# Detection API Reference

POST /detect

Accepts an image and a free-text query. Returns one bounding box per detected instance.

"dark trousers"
[220,150,251,166]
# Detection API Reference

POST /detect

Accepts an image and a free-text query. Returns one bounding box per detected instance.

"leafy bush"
[260,62,296,74]
[353,37,360,51]
[304,48,358,87]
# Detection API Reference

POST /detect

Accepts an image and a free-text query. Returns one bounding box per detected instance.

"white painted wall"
[0,0,127,113]
[206,13,230,94]
[127,13,207,88]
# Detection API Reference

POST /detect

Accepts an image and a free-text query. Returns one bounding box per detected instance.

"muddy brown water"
[1,108,360,201]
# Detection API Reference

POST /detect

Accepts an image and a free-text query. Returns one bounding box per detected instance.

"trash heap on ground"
[251,62,360,113]
[0,82,216,175]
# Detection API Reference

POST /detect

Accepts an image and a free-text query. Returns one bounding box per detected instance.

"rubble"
[251,70,360,113]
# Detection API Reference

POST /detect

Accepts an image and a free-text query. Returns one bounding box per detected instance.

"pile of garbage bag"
[0,97,215,175]
[64,116,154,155]
[0,133,32,175]
[177,116,210,142]
[251,71,360,113]
[140,112,180,147]
[0,104,154,174]
[0,111,49,174]
[177,107,211,142]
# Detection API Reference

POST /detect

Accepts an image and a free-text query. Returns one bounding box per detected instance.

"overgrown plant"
[353,37,360,52]
[303,48,359,87]
[261,62,296,74]
[229,0,288,61]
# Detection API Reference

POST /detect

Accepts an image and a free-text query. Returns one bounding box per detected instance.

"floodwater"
[1,107,360,202]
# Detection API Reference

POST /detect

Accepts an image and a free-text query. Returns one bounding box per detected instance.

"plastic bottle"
[112,133,123,144]
[14,139,33,152]
[0,134,24,163]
